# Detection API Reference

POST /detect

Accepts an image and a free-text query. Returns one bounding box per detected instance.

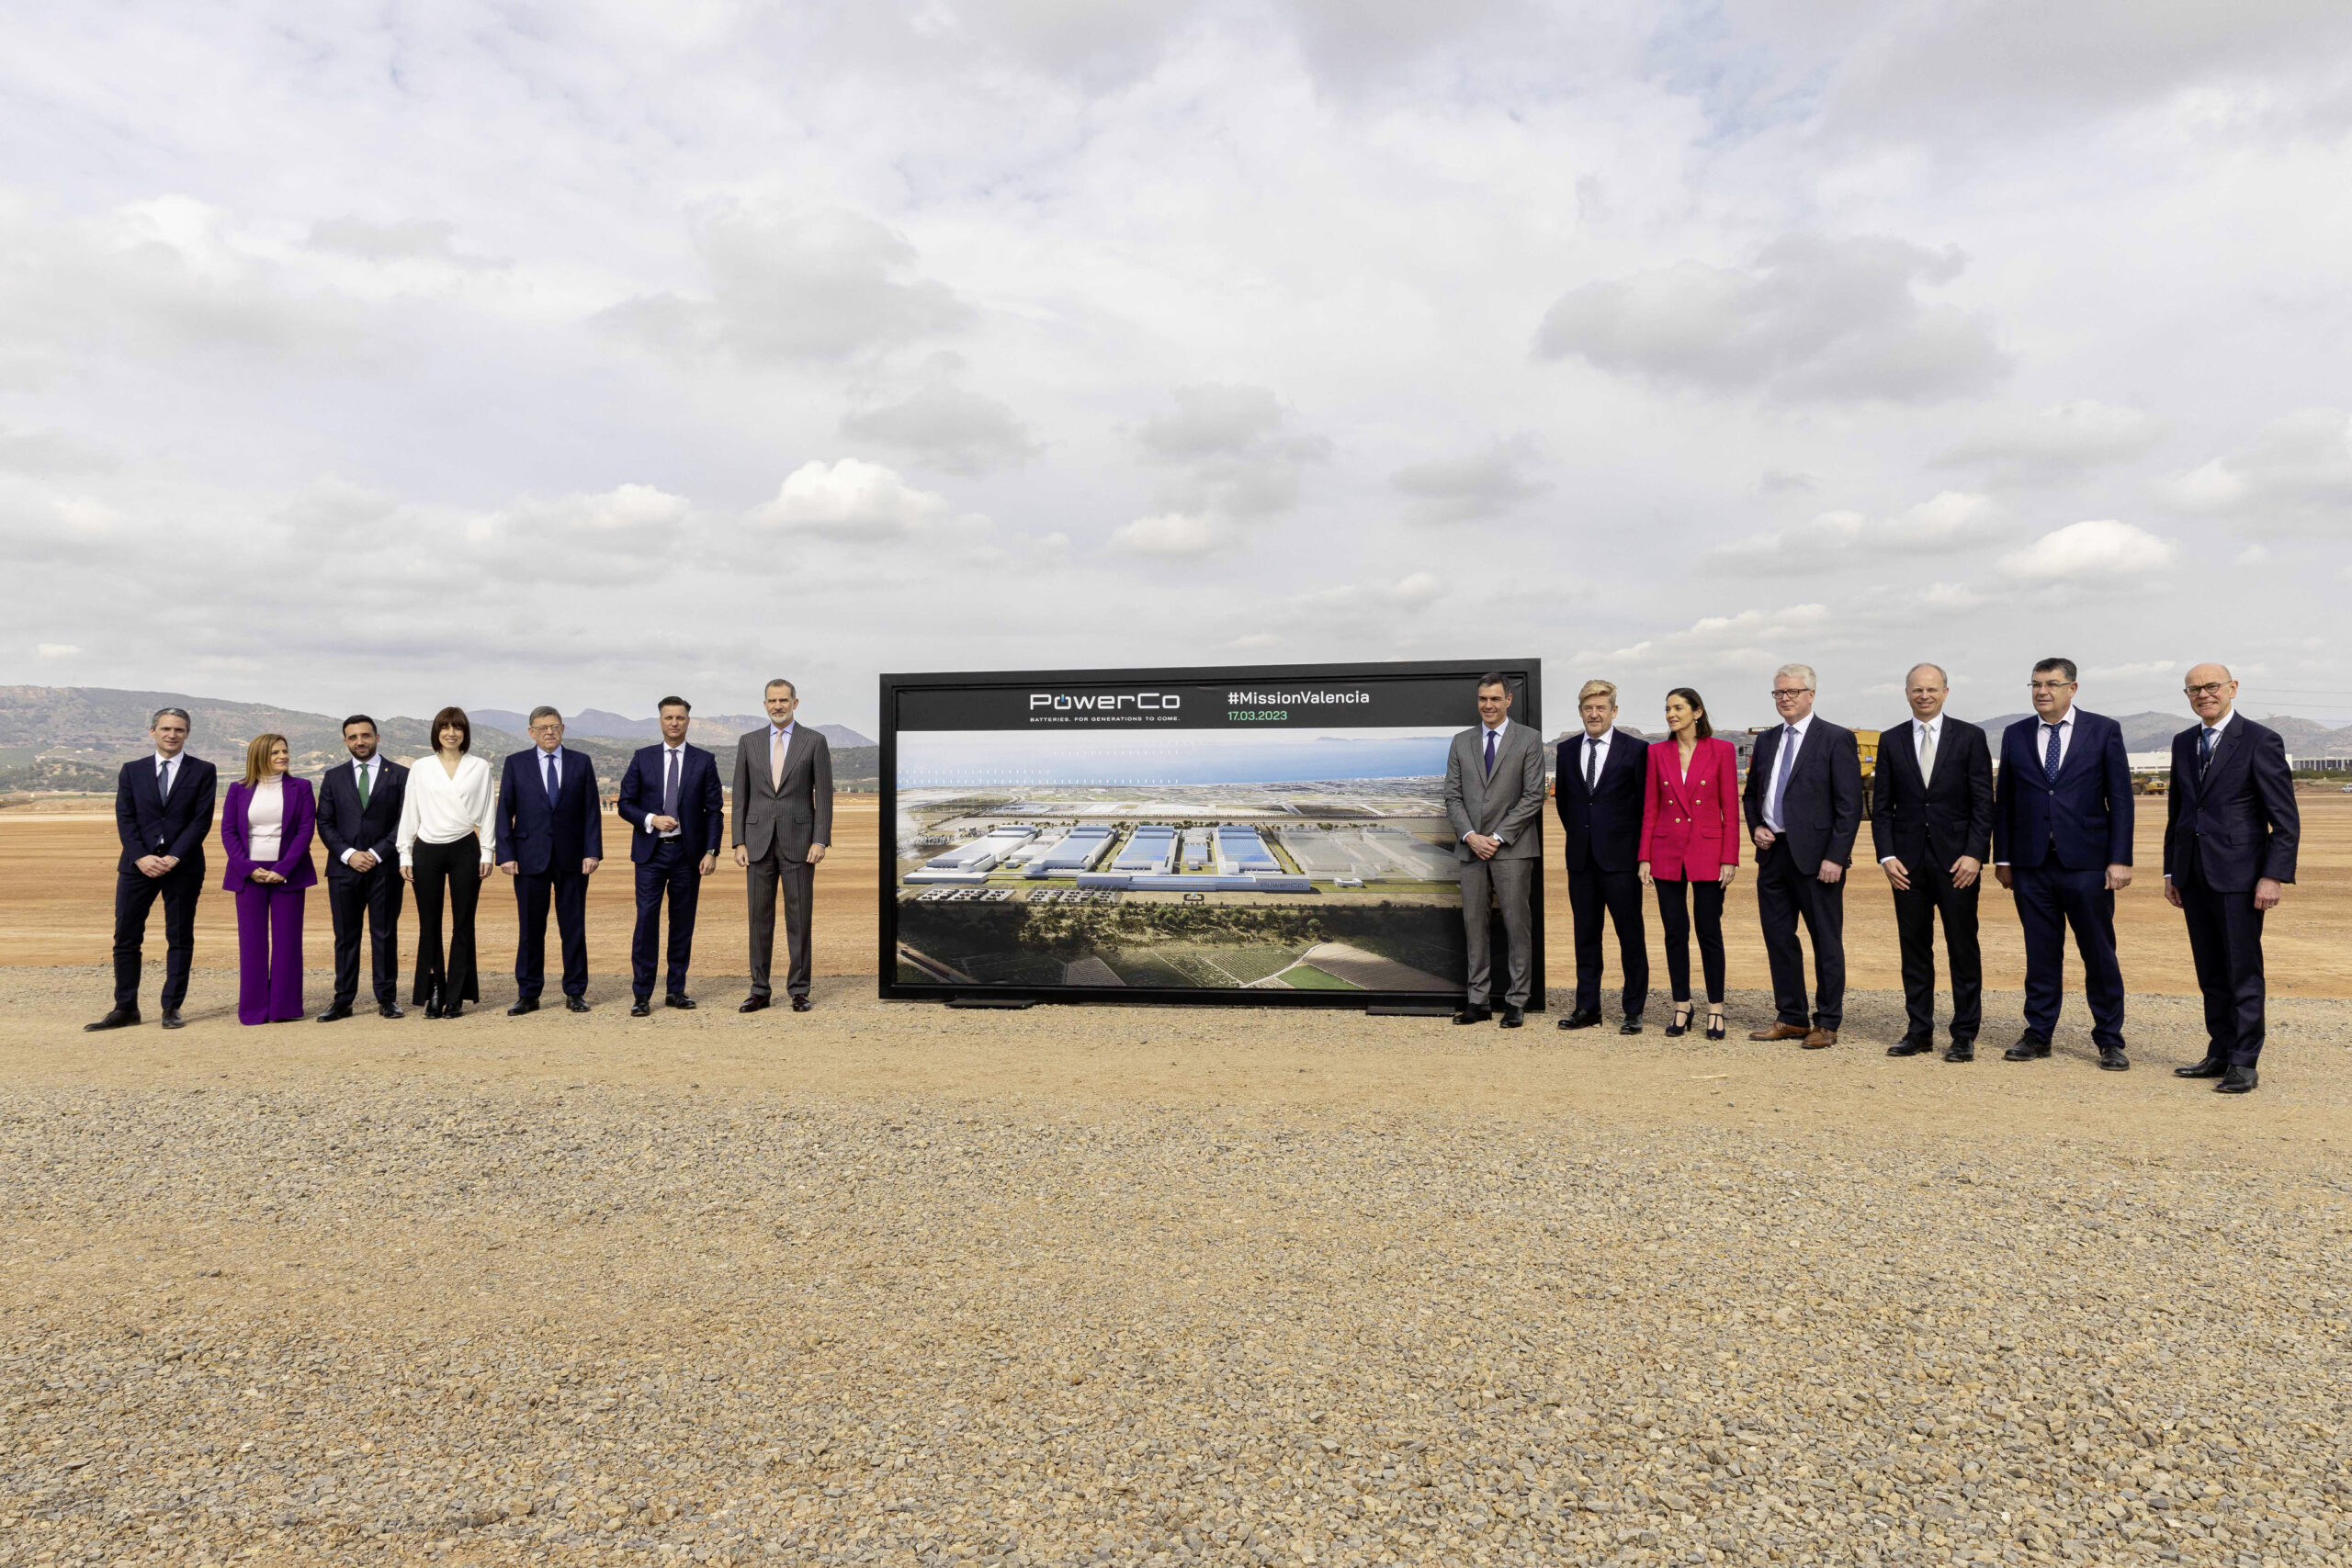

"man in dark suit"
[616,696,724,1016]
[496,706,604,1013]
[1871,663,1994,1061]
[1993,657,2134,1069]
[732,679,832,1013]
[1554,678,1648,1032]
[1742,662,1863,1049]
[2165,663,2299,1095]
[89,705,217,1032]
[314,715,408,1021]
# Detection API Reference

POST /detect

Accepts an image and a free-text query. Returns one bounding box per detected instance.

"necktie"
[663,749,680,818]
[1585,736,1600,792]
[770,728,786,791]
[1768,725,1795,828]
[157,759,174,802]
[1483,728,1497,778]
[356,761,371,808]
[544,750,559,803]
[1918,722,1936,781]
[2043,723,2062,780]
[2199,727,2217,778]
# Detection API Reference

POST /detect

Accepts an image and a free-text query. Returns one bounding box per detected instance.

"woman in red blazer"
[220,732,318,1025]
[1638,688,1740,1039]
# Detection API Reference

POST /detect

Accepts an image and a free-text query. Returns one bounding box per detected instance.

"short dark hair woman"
[394,706,496,1017]
[1636,687,1741,1040]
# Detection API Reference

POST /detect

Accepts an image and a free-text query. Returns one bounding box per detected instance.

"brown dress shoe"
[1749,1021,1810,1041]
[1803,1028,1837,1049]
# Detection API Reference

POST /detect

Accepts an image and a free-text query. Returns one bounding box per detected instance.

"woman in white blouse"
[220,732,317,1024]
[397,706,497,1018]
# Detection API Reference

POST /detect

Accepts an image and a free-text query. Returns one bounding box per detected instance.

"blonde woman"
[397,706,497,1018]
[220,733,316,1024]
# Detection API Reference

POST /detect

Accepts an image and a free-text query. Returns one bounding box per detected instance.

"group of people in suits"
[1472,658,2300,1093]
[85,679,833,1032]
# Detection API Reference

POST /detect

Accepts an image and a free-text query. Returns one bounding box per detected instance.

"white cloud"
[754,460,955,539]
[36,643,80,659]
[2161,409,2352,533]
[1386,570,1443,605]
[1532,235,2007,404]
[1392,436,1548,524]
[1933,400,2164,483]
[1998,519,2177,582]
[306,216,502,270]
[841,378,1037,475]
[2086,660,2177,681]
[1109,512,1227,558]
[1705,491,2000,573]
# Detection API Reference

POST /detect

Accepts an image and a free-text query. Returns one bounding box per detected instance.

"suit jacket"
[114,753,218,874]
[220,776,320,890]
[618,742,725,863]
[1868,716,1994,871]
[1443,722,1544,863]
[732,725,834,862]
[1741,717,1864,875]
[1993,709,2132,871]
[496,746,604,875]
[2165,716,2298,890]
[1638,737,1742,881]
[316,757,407,881]
[1553,728,1647,874]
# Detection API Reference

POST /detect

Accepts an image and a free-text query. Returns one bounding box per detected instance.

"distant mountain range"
[0,686,877,795]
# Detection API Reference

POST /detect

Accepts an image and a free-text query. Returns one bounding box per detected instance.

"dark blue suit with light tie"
[617,740,723,1002]
[497,744,603,1001]
[1994,708,2132,1048]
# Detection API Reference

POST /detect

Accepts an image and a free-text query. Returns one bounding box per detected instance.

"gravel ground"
[4,967,2350,1568]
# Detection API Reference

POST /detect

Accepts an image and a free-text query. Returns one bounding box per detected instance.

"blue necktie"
[2043,723,2062,780]
[1767,724,1795,828]
[544,750,559,804]
[1483,728,1497,777]
[663,749,680,818]
[2198,727,2216,778]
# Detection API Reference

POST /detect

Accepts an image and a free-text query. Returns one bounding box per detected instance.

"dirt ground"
[7,792,2351,1002]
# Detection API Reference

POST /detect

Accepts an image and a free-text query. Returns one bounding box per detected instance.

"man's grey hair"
[1773,662,1817,691]
[527,705,562,727]
[149,706,191,728]
[1905,662,1949,687]
[763,678,797,698]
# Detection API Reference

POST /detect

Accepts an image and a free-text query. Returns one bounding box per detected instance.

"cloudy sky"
[6,0,2350,735]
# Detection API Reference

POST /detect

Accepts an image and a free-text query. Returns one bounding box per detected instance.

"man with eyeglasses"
[1992,658,2133,1070]
[2163,664,2297,1095]
[1740,662,1863,1049]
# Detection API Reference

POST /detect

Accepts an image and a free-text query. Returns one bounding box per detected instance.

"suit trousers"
[632,840,702,999]
[1458,856,1533,1009]
[1890,861,1982,1043]
[1755,838,1846,1030]
[746,845,815,998]
[410,836,481,1005]
[1654,877,1725,1004]
[514,867,591,999]
[2174,842,2266,1066]
[233,882,306,1025]
[2011,862,2125,1048]
[327,866,404,1007]
[112,859,203,1010]
[1566,865,1648,1016]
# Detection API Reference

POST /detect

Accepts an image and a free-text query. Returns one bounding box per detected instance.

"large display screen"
[879,660,1544,1006]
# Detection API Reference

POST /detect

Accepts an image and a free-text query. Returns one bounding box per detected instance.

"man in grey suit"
[1443,671,1545,1027]
[733,678,833,1012]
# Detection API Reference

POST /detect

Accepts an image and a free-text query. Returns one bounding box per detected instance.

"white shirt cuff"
[1878,855,1900,865]
[340,848,357,866]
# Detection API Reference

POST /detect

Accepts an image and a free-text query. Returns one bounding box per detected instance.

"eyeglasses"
[2028,680,2075,693]
[2184,682,2230,699]
[1770,687,1813,698]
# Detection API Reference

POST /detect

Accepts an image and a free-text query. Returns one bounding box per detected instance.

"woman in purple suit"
[220,732,318,1024]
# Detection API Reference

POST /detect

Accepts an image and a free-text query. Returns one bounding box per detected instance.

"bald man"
[2164,663,2298,1094]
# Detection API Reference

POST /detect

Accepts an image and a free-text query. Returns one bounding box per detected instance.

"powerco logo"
[1029,692,1182,712]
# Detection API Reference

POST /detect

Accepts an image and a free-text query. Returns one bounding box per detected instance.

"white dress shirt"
[340,756,385,866]
[154,750,182,800]
[1762,714,1815,832]
[396,753,498,867]
[1578,728,1614,790]
[655,742,686,838]
[245,777,285,863]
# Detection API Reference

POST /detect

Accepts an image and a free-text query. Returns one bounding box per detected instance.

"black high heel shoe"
[423,985,443,1020]
[443,997,464,1019]
[1706,1007,1726,1041]
[1666,1003,1694,1038]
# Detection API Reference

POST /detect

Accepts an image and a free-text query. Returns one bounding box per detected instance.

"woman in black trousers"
[396,707,497,1016]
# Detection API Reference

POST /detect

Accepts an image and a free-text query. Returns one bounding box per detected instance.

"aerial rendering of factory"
[899,816,1465,897]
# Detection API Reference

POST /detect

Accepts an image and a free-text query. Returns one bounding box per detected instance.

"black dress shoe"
[2003,1035,2052,1061]
[2216,1065,2258,1094]
[740,995,770,1013]
[443,1000,464,1019]
[316,1003,354,1022]
[2174,1056,2228,1079]
[629,999,651,1018]
[161,1010,184,1030]
[1619,1016,1644,1035]
[85,1008,141,1032]
[1499,1006,1523,1028]
[790,995,812,1013]
[665,994,695,1010]
[1559,1009,1603,1031]
[508,998,539,1016]
[1452,1005,1491,1025]
[567,996,592,1014]
[2098,1045,2131,1072]
[1943,1042,1974,1063]
[379,1002,405,1020]
[1887,1036,1934,1057]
